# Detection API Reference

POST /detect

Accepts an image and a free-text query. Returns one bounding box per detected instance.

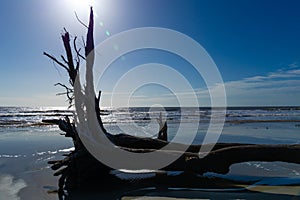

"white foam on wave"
[58,147,75,152]
[0,174,26,200]
[34,147,75,157]
[0,154,23,158]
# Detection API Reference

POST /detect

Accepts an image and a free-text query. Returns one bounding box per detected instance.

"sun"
[61,0,117,34]
[73,0,95,8]
[65,0,95,12]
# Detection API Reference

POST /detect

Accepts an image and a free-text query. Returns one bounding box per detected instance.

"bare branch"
[44,52,69,72]
[61,31,77,85]
[73,36,86,61]
[61,31,75,71]
[73,37,81,71]
[81,36,86,48]
[75,12,88,29]
[94,90,107,133]
[75,61,80,71]
[55,83,73,91]
[56,92,69,96]
[61,55,69,65]
[55,83,74,105]
[97,91,101,103]
[85,7,94,57]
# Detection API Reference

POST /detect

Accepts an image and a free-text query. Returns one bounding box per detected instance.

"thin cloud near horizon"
[99,66,300,107]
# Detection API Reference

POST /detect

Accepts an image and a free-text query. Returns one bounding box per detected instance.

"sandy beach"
[1,108,300,199]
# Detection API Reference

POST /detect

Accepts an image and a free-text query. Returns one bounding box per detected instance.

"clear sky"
[0,0,300,107]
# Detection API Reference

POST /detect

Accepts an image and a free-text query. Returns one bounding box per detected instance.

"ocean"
[1,106,300,144]
[1,106,300,199]
[1,106,300,126]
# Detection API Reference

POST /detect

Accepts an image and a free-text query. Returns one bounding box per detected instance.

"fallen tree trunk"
[46,121,300,190]
[45,116,300,181]
[166,144,300,174]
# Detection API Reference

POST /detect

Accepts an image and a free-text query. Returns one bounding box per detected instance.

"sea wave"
[1,106,300,128]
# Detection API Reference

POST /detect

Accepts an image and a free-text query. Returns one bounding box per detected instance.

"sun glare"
[63,0,115,20]
[60,0,119,39]
[65,0,95,13]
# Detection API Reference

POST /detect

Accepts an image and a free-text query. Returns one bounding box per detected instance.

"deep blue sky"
[0,0,300,106]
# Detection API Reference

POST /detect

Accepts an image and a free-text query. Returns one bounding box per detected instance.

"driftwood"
[44,7,300,199]
[43,115,300,195]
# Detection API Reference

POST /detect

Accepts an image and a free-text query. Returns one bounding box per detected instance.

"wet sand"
[0,127,72,200]
[1,121,300,199]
